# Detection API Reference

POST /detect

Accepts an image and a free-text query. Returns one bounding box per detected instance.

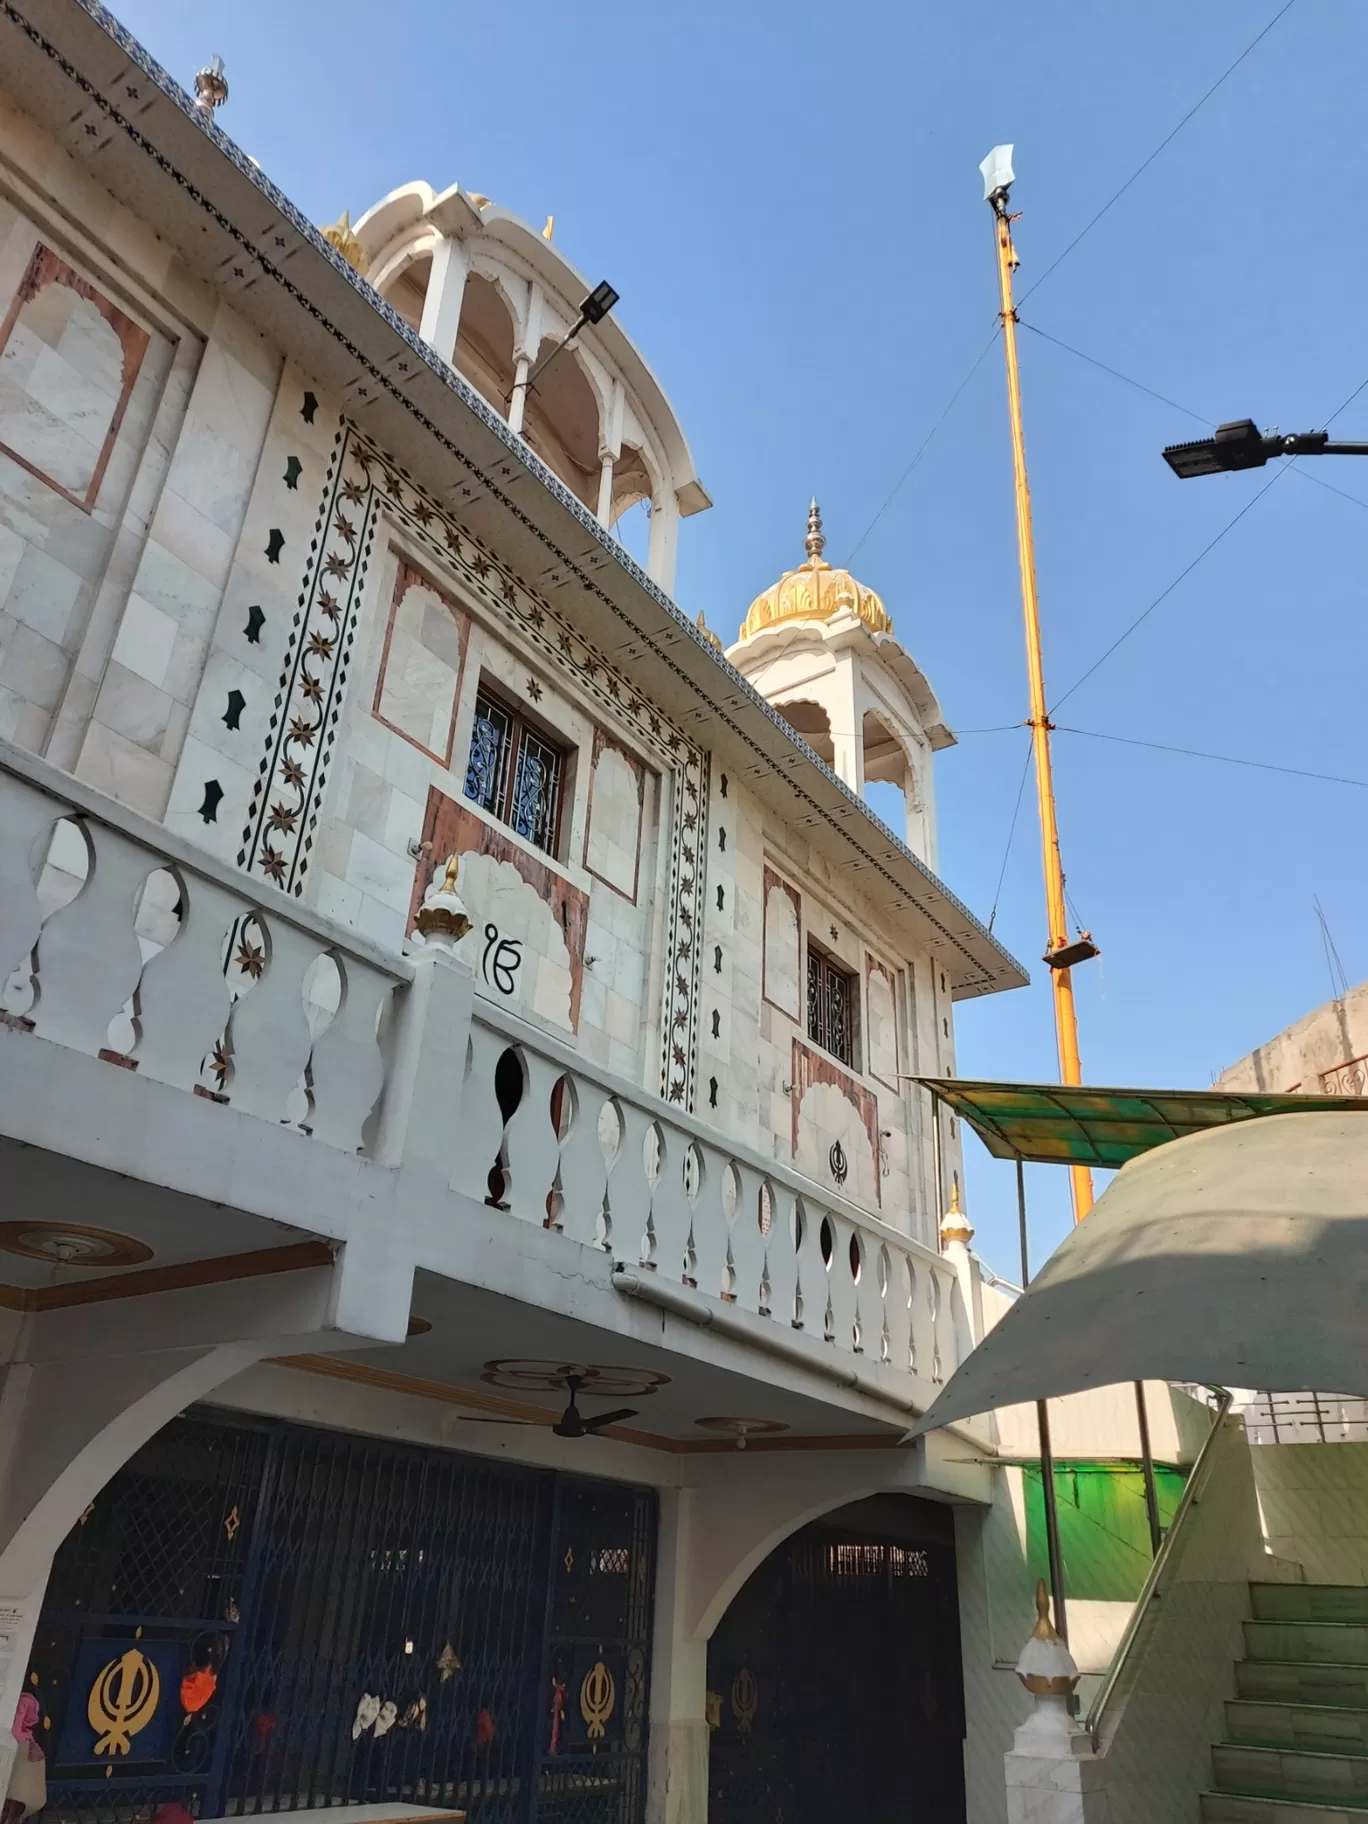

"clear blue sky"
[111,0,1368,1270]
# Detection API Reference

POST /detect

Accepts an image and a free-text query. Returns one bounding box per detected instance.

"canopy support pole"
[1017,1159,1068,1643]
[1135,1381,1162,1556]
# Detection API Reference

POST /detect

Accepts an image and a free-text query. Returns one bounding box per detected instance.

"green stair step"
[1203,1794,1368,1823]
[1213,1742,1368,1806]
[1255,1589,1368,1627]
[1246,1623,1368,1668]
[1238,1664,1368,1709]
[1228,1701,1368,1756]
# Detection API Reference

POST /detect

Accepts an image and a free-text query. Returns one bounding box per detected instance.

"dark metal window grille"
[464,688,565,856]
[31,1411,656,1824]
[807,945,855,1067]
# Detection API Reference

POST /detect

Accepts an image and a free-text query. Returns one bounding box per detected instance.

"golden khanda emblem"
[580,1659,616,1740]
[88,1648,160,1756]
[731,1667,758,1734]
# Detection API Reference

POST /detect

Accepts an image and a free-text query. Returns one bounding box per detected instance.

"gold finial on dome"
[320,211,367,275]
[696,610,723,654]
[740,501,892,643]
[805,498,825,562]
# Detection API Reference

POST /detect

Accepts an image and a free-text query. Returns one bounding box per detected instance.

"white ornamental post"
[1004,1579,1102,1824]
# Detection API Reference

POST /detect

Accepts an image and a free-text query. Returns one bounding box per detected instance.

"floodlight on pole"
[524,281,620,393]
[980,143,1015,202]
[1163,418,1368,479]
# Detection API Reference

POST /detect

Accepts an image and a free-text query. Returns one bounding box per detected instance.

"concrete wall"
[1218,978,1368,1096]
[1253,1442,1368,1584]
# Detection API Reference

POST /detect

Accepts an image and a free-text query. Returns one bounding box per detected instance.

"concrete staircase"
[1203,1584,1368,1821]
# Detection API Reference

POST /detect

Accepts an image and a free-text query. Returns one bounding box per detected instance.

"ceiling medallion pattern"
[481,1360,670,1399]
[693,1417,789,1448]
[0,1221,153,1267]
[239,422,707,1109]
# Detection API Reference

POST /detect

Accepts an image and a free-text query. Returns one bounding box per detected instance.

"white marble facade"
[0,85,963,1244]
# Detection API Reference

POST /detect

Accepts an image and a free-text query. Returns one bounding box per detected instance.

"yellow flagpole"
[985,155,1095,1224]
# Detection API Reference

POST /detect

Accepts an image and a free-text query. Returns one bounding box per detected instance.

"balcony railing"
[0,738,409,1151]
[462,997,966,1392]
[0,738,968,1394]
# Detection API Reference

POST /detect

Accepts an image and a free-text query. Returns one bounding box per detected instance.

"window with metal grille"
[463,685,567,855]
[807,944,857,1067]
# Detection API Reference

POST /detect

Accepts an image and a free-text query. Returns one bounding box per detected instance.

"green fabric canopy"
[915,1077,1368,1170]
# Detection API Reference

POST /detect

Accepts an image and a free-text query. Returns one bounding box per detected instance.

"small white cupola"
[726,502,955,867]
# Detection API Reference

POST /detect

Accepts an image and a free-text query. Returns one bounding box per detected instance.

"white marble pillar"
[646,490,680,596]
[646,1491,710,1824]
[508,355,531,434]
[596,452,615,524]
[419,235,470,365]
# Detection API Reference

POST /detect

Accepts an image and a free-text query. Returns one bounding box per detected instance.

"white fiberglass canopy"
[908,1112,1368,1437]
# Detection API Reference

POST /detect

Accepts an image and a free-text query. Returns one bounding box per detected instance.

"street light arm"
[1164,419,1368,477]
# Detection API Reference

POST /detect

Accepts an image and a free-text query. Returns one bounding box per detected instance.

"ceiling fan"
[456,1374,637,1437]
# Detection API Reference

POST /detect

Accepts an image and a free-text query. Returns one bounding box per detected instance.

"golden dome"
[740,501,892,642]
[320,211,367,274]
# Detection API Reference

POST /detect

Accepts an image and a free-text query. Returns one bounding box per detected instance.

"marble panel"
[76,716,172,818]
[372,564,469,762]
[0,244,149,509]
[866,955,900,1087]
[3,541,83,647]
[762,868,802,1020]
[0,618,66,709]
[91,659,174,751]
[584,734,645,900]
[110,591,177,688]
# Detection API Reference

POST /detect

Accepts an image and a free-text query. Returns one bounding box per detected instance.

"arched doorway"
[707,1496,964,1823]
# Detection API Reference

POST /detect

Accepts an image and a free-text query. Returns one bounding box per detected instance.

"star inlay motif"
[260,847,287,884]
[234,938,265,980]
[288,715,318,747]
[265,802,298,834]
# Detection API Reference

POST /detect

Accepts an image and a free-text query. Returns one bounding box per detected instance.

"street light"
[1163,418,1368,479]
[525,281,620,391]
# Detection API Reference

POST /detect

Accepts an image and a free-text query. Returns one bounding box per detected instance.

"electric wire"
[1048,462,1289,714]
[1054,724,1368,791]
[844,328,1000,565]
[1016,320,1211,426]
[987,738,1034,934]
[1294,467,1368,512]
[1016,0,1300,307]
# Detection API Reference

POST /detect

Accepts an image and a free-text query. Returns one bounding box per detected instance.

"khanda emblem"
[580,1659,616,1740]
[88,1647,161,1755]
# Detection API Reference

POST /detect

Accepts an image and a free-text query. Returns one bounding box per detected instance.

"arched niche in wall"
[861,709,910,789]
[779,699,835,769]
[452,272,518,415]
[522,335,602,509]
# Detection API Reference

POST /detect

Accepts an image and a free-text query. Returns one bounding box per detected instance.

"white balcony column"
[507,355,531,434]
[646,1490,710,1824]
[419,234,471,364]
[597,379,624,526]
[646,489,681,595]
[596,452,615,524]
[509,282,546,432]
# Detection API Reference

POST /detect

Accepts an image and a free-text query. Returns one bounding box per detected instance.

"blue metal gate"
[29,1410,655,1824]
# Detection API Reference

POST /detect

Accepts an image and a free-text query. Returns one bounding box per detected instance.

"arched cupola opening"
[452,273,518,417]
[522,336,602,511]
[781,699,835,770]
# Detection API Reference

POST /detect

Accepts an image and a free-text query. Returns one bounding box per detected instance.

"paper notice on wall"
[0,1605,23,1700]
